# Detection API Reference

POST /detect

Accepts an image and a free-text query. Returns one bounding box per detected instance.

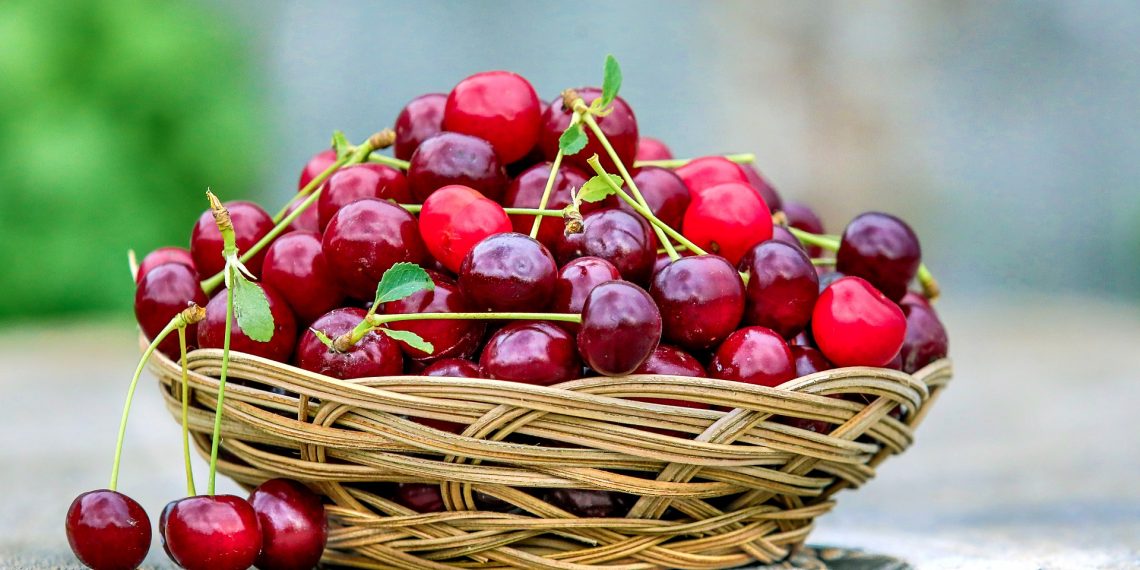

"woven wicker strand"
[145,339,950,570]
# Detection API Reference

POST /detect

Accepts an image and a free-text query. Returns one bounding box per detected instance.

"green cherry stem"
[367,153,411,170]
[811,258,837,266]
[531,110,581,239]
[204,190,241,496]
[334,311,582,351]
[786,226,840,251]
[177,326,197,496]
[399,204,565,218]
[633,153,756,169]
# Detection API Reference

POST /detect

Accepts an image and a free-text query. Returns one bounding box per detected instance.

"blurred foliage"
[0,0,265,320]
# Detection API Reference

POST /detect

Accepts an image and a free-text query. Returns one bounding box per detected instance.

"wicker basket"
[146,341,950,570]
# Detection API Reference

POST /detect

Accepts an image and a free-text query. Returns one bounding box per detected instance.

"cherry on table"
[551,256,622,322]
[261,230,345,326]
[444,70,542,165]
[739,163,783,213]
[709,326,796,388]
[635,136,672,161]
[578,281,662,376]
[418,185,512,273]
[190,200,275,279]
[134,262,208,359]
[741,240,819,339]
[295,307,403,379]
[480,321,581,386]
[501,161,601,249]
[459,232,558,312]
[136,246,195,283]
[782,201,825,256]
[394,93,446,161]
[650,255,745,351]
[811,276,907,367]
[66,490,151,570]
[322,198,428,300]
[198,283,298,362]
[382,270,485,363]
[164,494,262,570]
[317,163,411,230]
[682,182,773,265]
[836,211,922,302]
[624,166,691,230]
[539,87,638,174]
[899,302,949,373]
[249,478,328,570]
[554,208,656,285]
[407,132,507,203]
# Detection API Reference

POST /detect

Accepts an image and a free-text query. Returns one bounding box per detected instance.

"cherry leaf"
[231,272,274,342]
[380,328,434,354]
[559,123,588,156]
[374,262,434,307]
[600,55,622,108]
[578,174,623,203]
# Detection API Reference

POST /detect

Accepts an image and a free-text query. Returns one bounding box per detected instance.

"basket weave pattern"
[147,343,950,570]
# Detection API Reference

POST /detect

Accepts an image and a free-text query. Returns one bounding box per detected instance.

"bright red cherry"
[295,307,403,379]
[480,322,581,386]
[317,163,411,230]
[66,490,151,570]
[674,156,749,196]
[741,240,819,339]
[811,276,906,367]
[578,281,662,376]
[554,208,656,284]
[459,233,558,312]
[740,163,784,213]
[635,137,672,161]
[625,166,690,230]
[134,263,208,358]
[249,478,328,570]
[539,87,638,174]
[322,198,428,300]
[682,182,773,265]
[836,212,922,302]
[261,231,344,326]
[165,495,262,570]
[650,255,745,351]
[190,200,274,279]
[781,201,824,256]
[709,326,796,388]
[394,93,446,161]
[444,71,542,165]
[198,283,297,362]
[501,162,608,249]
[382,271,485,363]
[298,148,337,192]
[407,132,507,203]
[418,185,512,273]
[899,302,949,373]
[552,257,622,322]
[394,483,444,513]
[136,246,194,283]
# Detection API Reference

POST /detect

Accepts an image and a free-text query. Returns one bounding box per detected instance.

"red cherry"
[394,93,446,161]
[407,132,507,203]
[444,71,542,164]
[781,201,824,256]
[422,358,482,378]
[317,163,411,230]
[539,87,638,174]
[501,162,607,249]
[836,212,922,302]
[394,483,444,513]
[650,255,745,351]
[811,276,906,367]
[632,345,710,412]
[674,156,749,196]
[682,182,773,265]
[898,302,949,373]
[136,246,195,283]
[135,263,208,358]
[382,270,485,363]
[635,137,673,161]
[66,490,151,570]
[295,307,403,379]
[284,199,320,233]
[577,281,662,376]
[480,322,581,386]
[261,231,345,326]
[554,208,656,284]
[322,198,428,300]
[459,233,558,312]
[249,478,328,570]
[552,256,622,322]
[623,166,691,230]
[298,148,337,192]
[198,283,297,362]
[418,185,512,273]
[709,326,796,388]
[792,346,833,377]
[739,163,784,213]
[190,200,274,279]
[741,240,819,339]
[165,495,262,570]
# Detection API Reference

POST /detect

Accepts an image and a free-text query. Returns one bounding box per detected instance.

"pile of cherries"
[69,64,949,570]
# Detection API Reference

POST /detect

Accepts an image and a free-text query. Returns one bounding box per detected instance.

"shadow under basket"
[147,342,951,570]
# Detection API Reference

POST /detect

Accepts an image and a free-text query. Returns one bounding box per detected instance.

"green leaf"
[381,328,434,354]
[310,327,335,349]
[374,262,434,307]
[558,123,588,156]
[231,272,274,342]
[331,130,352,160]
[600,55,622,108]
[578,174,623,203]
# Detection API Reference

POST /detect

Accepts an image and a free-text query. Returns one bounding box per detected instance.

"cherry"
[898,302,949,373]
[782,201,824,256]
[422,357,482,378]
[635,137,672,161]
[836,212,922,302]
[741,240,819,339]
[554,208,655,284]
[577,281,662,376]
[418,185,512,273]
[674,156,749,196]
[899,290,931,310]
[739,163,784,214]
[501,162,606,249]
[190,200,274,279]
[322,198,428,300]
[298,148,337,192]
[539,87,638,174]
[65,490,151,570]
[134,263,208,358]
[136,246,195,283]
[261,231,345,326]
[480,321,581,386]
[444,71,542,165]
[623,166,690,230]
[295,307,403,379]
[198,283,297,362]
[791,346,832,377]
[709,326,796,388]
[284,199,320,233]
[682,182,773,265]
[633,345,710,411]
[249,478,328,570]
[811,276,906,367]
[650,255,745,351]
[407,132,507,203]
[159,500,177,561]
[165,495,262,570]
[394,93,446,161]
[543,489,631,518]
[317,163,411,230]
[736,227,806,270]
[770,225,807,253]
[382,271,485,363]
[552,256,622,322]
[394,483,444,513]
[459,232,557,312]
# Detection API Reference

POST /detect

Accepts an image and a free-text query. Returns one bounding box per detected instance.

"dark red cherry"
[811,276,906,367]
[578,281,662,376]
[480,322,581,386]
[633,345,709,410]
[382,271,485,363]
[624,166,690,230]
[554,208,655,284]
[418,185,512,273]
[539,87,638,174]
[317,163,411,230]
[899,302,949,373]
[298,148,337,191]
[422,358,482,378]
[66,490,151,570]
[444,71,542,165]
[190,200,274,279]
[249,478,328,570]
[737,227,806,270]
[635,137,672,161]
[501,162,609,249]
[407,132,507,203]
[543,489,631,518]
[322,198,428,300]
[552,256,622,319]
[741,240,819,339]
[165,495,262,570]
[792,346,833,377]
[739,163,784,213]
[709,326,796,388]
[198,283,297,362]
[394,483,444,513]
[682,182,773,265]
[284,199,320,233]
[158,500,176,560]
[836,212,922,302]
[394,93,446,161]
[650,255,745,351]
[674,156,749,196]
[459,232,557,312]
[781,201,824,256]
[136,247,195,283]
[135,263,208,358]
[899,290,931,310]
[771,225,807,253]
[261,231,345,326]
[295,307,403,379]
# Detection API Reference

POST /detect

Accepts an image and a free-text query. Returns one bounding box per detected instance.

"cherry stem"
[177,326,197,497]
[127,249,139,282]
[335,311,582,351]
[367,153,411,170]
[531,112,581,239]
[811,258,837,266]
[786,226,840,251]
[633,153,756,169]
[399,204,564,218]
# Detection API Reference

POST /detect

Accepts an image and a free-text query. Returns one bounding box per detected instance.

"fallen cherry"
[66,490,151,570]
[249,478,328,570]
[164,495,263,570]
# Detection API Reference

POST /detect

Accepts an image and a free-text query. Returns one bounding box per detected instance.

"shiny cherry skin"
[554,208,656,284]
[407,132,507,203]
[261,231,344,326]
[709,326,796,388]
[501,162,609,249]
[552,256,622,321]
[295,308,403,379]
[284,199,320,233]
[899,302,949,373]
[539,87,638,173]
[811,276,907,367]
[394,483,444,513]
[249,478,328,570]
[836,212,921,302]
[136,246,195,283]
[322,198,428,300]
[65,490,151,570]
[674,156,749,196]
[737,227,806,270]
[159,499,177,561]
[189,200,274,279]
[578,281,662,376]
[480,322,581,386]
[741,240,819,339]
[418,185,512,273]
[782,201,824,256]
[683,182,773,265]
[624,166,690,230]
[135,263,208,358]
[298,148,337,191]
[650,255,745,351]
[543,489,630,518]
[635,137,672,161]
[382,271,485,363]
[422,358,482,378]
[317,163,411,230]
[394,93,446,161]
[739,163,784,213]
[459,232,557,312]
[198,283,297,362]
[164,495,263,570]
[444,71,542,165]
[633,345,709,410]
[791,345,832,377]
[771,225,807,253]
